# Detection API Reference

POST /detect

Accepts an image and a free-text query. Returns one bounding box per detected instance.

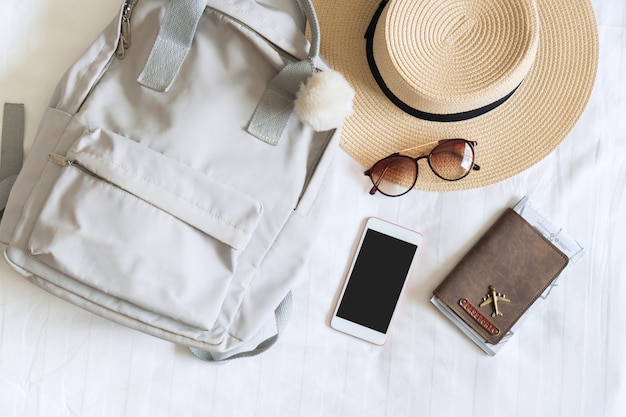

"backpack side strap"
[0,103,25,218]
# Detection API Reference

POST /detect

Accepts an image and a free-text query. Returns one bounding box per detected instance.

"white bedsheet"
[0,1,624,416]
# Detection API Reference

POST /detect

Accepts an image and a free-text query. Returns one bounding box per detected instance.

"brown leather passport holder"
[433,208,569,345]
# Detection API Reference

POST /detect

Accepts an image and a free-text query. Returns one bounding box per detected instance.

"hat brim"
[313,0,599,191]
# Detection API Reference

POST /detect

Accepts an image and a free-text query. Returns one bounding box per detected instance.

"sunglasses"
[364,139,481,196]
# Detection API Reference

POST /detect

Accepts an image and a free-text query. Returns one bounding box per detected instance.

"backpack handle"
[138,0,321,92]
[297,0,320,60]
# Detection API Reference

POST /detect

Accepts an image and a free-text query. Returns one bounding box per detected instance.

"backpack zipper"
[113,2,305,65]
[116,0,138,59]
[49,153,117,188]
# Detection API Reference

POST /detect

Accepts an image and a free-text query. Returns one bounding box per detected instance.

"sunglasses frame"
[364,139,481,197]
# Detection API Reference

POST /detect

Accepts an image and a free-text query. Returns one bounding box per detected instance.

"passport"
[432,208,569,346]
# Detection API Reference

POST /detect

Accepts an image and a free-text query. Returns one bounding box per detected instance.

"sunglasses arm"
[364,162,395,195]
[363,168,381,195]
[397,139,441,154]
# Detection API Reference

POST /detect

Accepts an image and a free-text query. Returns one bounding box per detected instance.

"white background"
[0,0,624,416]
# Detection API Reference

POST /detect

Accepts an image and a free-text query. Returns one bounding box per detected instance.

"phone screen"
[335,229,418,333]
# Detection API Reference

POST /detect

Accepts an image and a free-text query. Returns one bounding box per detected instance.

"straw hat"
[312,0,598,191]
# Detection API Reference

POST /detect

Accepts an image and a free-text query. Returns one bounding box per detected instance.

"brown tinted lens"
[429,139,475,180]
[369,155,417,196]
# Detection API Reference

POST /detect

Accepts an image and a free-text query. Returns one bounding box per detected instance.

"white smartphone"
[330,217,423,345]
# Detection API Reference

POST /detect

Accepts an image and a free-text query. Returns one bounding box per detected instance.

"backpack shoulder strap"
[189,291,293,362]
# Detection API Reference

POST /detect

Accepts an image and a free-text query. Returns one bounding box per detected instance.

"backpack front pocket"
[26,127,263,330]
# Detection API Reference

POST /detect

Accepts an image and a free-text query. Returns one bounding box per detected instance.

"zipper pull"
[116,0,138,59]
[49,153,72,167]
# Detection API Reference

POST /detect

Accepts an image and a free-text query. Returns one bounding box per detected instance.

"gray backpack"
[0,0,352,361]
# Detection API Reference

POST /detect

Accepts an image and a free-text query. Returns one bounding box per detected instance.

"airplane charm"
[479,286,511,317]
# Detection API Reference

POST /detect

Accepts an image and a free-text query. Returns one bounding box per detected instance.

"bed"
[0,0,624,416]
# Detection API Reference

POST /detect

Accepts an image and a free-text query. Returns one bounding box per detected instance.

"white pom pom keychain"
[294,68,355,132]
